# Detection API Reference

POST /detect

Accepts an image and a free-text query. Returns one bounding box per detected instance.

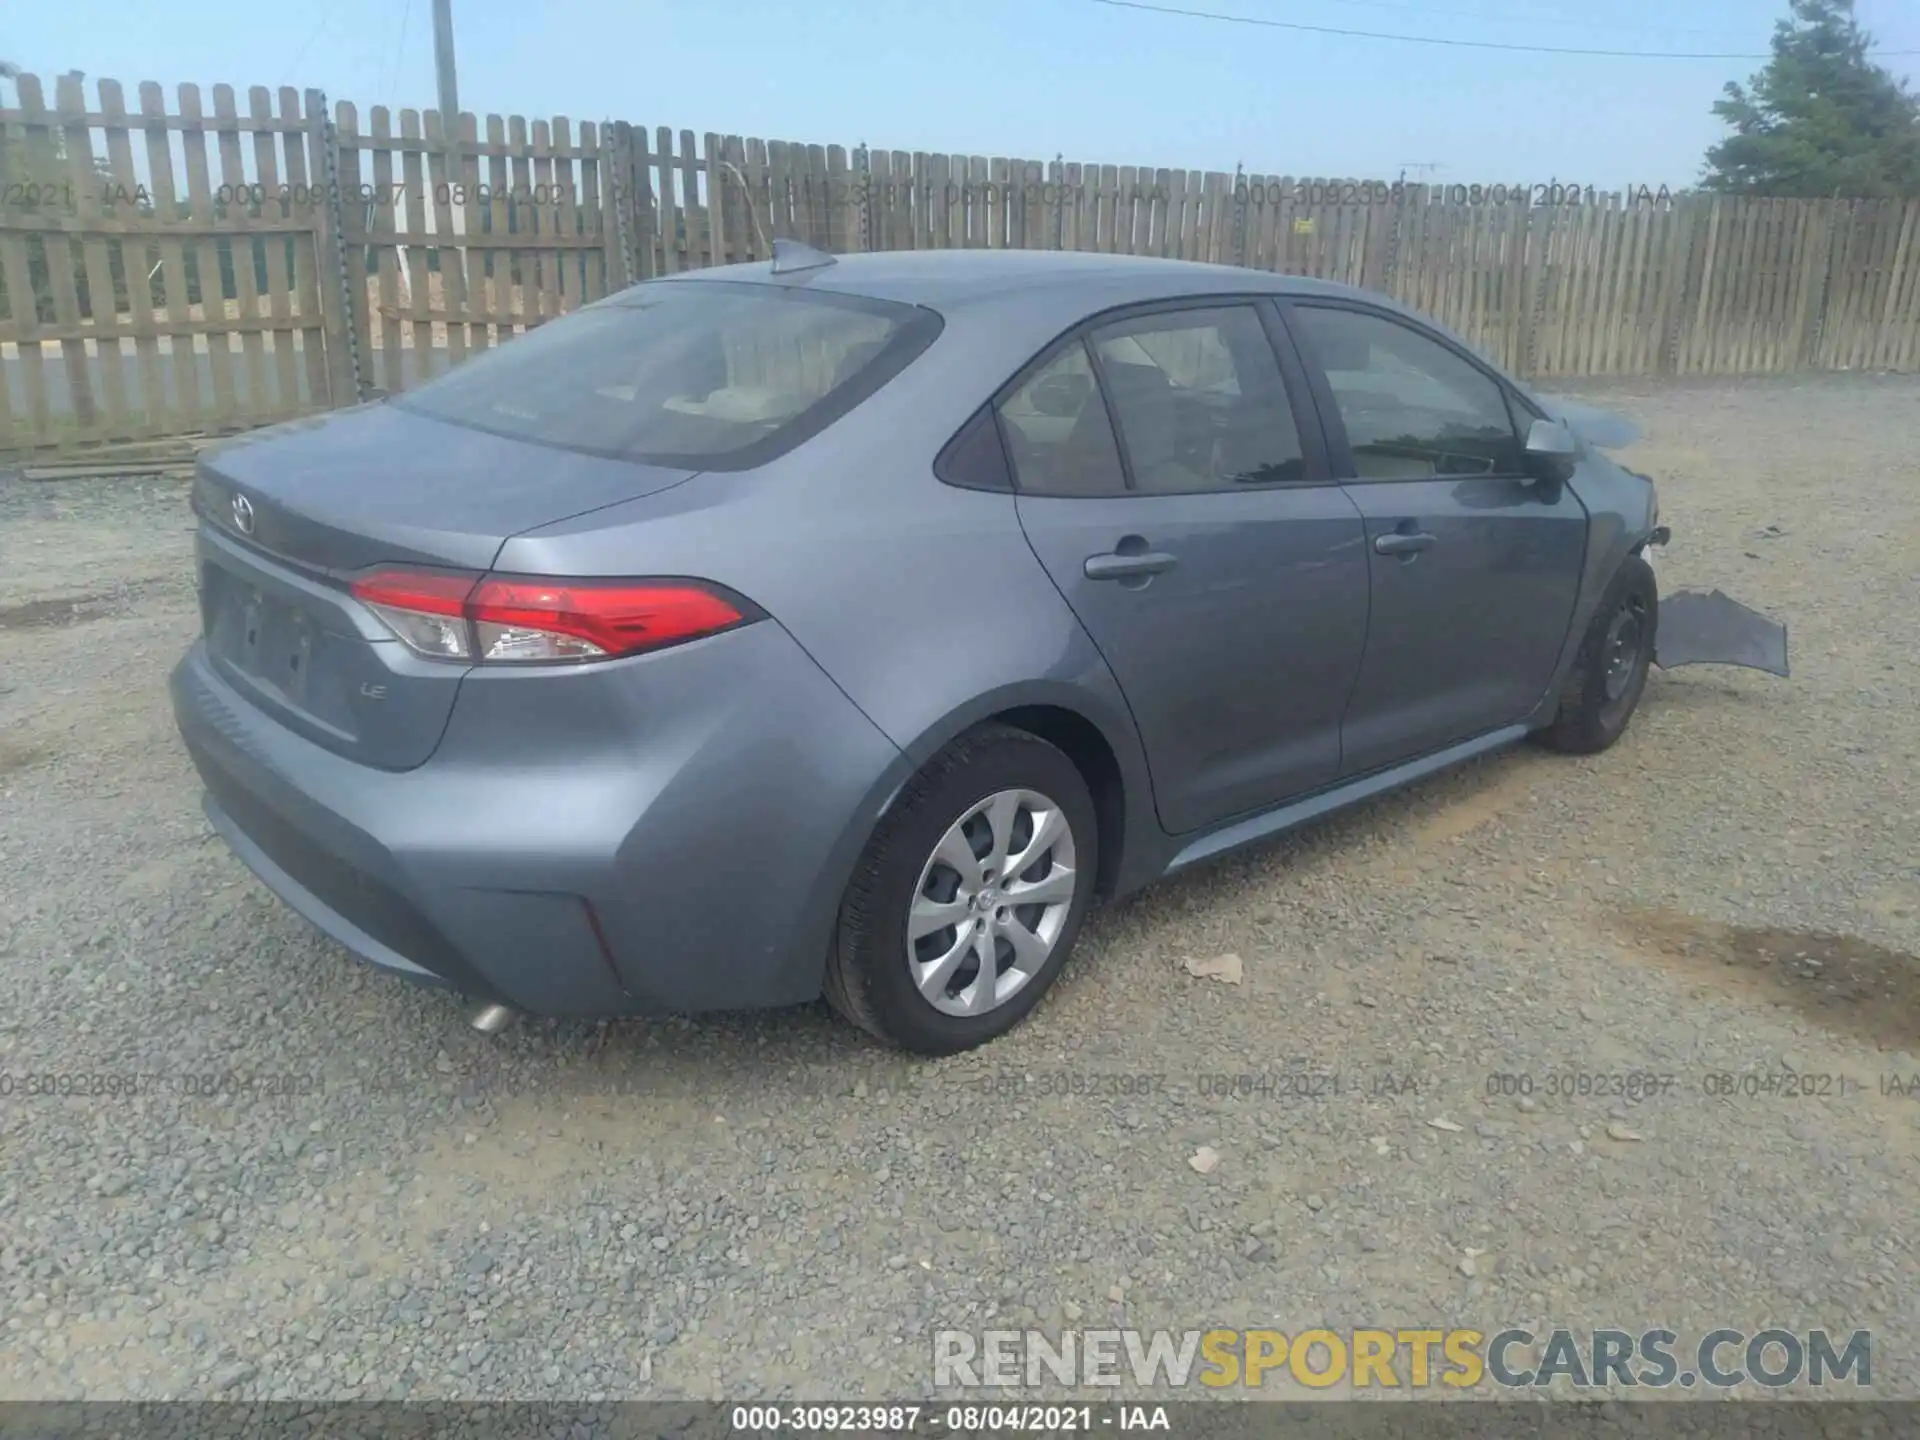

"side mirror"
[1523,417,1579,485]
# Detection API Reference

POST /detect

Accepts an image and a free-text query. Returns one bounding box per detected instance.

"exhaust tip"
[467,1001,517,1035]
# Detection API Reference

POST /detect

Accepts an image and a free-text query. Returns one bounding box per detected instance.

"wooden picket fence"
[0,73,624,454]
[335,103,618,399]
[4,69,1920,457]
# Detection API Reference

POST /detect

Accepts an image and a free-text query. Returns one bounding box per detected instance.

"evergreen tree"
[1703,0,1920,196]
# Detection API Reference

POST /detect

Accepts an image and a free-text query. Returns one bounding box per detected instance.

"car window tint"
[997,342,1126,497]
[1292,306,1523,479]
[1090,306,1305,494]
[936,405,1013,491]
[393,281,936,468]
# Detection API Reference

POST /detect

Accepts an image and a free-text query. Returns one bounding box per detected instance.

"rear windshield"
[394,280,941,469]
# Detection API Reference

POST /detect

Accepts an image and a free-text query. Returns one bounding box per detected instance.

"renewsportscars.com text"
[933,1327,1871,1391]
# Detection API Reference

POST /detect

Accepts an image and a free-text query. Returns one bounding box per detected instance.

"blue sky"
[6,0,1919,187]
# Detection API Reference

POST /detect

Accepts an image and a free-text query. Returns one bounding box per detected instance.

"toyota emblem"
[231,493,255,535]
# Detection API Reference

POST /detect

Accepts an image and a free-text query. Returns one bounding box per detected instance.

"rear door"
[1008,300,1370,835]
[1281,301,1586,776]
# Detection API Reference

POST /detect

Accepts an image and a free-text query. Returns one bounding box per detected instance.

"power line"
[1277,0,1763,42]
[277,1,340,88]
[1083,0,1920,60]
[382,0,415,108]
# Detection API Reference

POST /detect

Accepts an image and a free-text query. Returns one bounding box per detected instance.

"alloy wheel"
[906,788,1079,1017]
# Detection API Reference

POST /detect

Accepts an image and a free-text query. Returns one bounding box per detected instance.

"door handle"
[1085,549,1178,581]
[1374,531,1437,556]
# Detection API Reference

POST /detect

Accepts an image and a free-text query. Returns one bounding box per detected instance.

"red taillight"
[468,578,747,660]
[349,570,754,664]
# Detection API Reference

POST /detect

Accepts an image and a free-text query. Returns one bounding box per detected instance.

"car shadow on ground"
[387,739,1568,1080]
[312,670,1792,1106]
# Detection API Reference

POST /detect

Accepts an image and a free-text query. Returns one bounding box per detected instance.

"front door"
[1004,302,1370,834]
[1282,301,1586,776]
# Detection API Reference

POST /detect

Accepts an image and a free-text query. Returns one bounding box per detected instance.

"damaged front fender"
[1653,578,1791,678]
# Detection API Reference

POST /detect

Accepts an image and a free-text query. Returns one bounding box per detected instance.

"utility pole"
[432,0,460,135]
[431,0,466,248]
[0,63,19,191]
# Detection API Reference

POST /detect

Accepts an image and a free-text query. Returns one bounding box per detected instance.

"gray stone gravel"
[1,375,1916,1402]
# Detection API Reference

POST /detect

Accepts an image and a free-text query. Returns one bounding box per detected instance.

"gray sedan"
[170,245,1782,1053]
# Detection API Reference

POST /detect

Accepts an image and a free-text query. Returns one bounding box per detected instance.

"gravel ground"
[1,375,1916,1404]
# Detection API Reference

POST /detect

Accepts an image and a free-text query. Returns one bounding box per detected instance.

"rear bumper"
[170,623,905,1016]
[197,783,463,993]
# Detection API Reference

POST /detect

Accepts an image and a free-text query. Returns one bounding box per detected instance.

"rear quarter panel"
[497,297,1169,900]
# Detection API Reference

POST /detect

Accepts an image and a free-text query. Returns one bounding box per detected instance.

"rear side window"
[996,341,1126,497]
[394,281,940,469]
[936,406,1014,491]
[1089,305,1307,492]
[1290,305,1522,479]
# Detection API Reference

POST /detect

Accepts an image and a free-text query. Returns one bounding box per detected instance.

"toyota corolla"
[170,244,1786,1053]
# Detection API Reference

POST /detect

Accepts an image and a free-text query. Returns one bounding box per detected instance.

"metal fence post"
[1524,203,1552,377]
[604,122,637,290]
[1806,196,1848,369]
[1053,153,1065,251]
[306,89,365,406]
[1666,197,1709,376]
[1381,188,1405,300]
[1231,163,1247,269]
[853,142,872,252]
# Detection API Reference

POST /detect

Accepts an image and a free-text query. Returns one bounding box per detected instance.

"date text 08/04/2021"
[729,1405,1160,1433]
[839,180,1672,209]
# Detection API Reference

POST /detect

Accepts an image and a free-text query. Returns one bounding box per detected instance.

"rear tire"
[1535,554,1658,756]
[824,724,1098,1055]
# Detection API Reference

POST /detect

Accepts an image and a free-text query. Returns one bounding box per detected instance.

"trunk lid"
[191,403,699,770]
[194,402,699,572]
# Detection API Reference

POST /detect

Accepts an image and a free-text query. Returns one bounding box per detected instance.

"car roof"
[639,248,1518,393]
[652,247,1373,309]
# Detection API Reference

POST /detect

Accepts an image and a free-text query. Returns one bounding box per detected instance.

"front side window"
[394,281,938,468]
[1290,306,1523,479]
[1089,306,1306,493]
[996,341,1126,497]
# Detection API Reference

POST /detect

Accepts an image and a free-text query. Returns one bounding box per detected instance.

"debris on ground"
[1183,952,1244,985]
